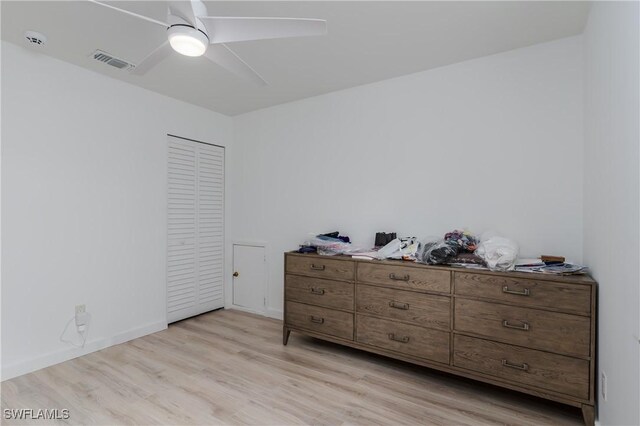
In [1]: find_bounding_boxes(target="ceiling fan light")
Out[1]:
[167,26,208,57]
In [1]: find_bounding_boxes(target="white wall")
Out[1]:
[1,41,233,379]
[583,2,640,425]
[230,36,584,317]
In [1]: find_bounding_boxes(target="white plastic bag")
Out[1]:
[376,239,402,259]
[375,238,420,260]
[308,236,352,256]
[475,232,519,271]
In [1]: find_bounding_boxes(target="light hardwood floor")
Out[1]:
[1,309,583,425]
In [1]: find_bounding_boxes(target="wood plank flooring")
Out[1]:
[1,309,583,425]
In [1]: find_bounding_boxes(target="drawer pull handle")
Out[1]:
[502,320,530,331]
[388,333,410,343]
[310,264,326,271]
[309,316,325,324]
[389,273,410,281]
[501,359,529,371]
[388,301,409,310]
[310,287,325,295]
[502,286,530,296]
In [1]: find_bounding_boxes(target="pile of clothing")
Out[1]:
[416,229,519,271]
[299,229,520,272]
[299,231,352,255]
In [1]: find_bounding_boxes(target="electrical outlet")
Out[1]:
[601,371,608,402]
[75,304,88,330]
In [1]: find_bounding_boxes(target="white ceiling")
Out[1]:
[1,1,590,116]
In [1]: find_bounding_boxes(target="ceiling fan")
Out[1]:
[88,0,327,85]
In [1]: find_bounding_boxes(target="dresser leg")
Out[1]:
[283,327,291,345]
[581,404,595,426]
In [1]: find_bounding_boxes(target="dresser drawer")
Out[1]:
[286,275,354,311]
[357,263,451,294]
[453,335,589,400]
[356,284,450,330]
[285,301,354,340]
[454,299,590,357]
[356,315,450,363]
[454,272,591,316]
[286,255,355,281]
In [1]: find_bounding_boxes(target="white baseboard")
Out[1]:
[265,308,283,320]
[1,321,167,381]
[227,304,283,320]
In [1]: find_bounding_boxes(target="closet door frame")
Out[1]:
[166,134,225,323]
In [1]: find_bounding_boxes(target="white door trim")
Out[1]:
[165,134,226,322]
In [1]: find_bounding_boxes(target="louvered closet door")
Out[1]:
[167,136,224,323]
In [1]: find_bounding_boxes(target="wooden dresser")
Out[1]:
[283,252,597,425]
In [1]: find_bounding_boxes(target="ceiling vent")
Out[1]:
[90,50,135,71]
[25,31,47,47]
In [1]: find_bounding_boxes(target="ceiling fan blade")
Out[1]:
[204,44,267,86]
[131,41,173,75]
[198,17,327,44]
[169,1,198,28]
[88,0,169,28]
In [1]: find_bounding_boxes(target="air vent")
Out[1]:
[90,50,135,71]
[25,31,47,47]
